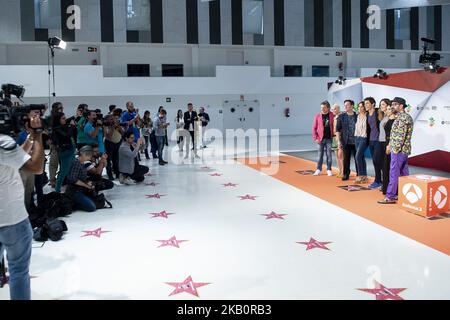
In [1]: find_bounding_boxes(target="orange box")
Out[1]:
[398,175,450,218]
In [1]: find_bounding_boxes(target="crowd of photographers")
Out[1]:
[1,98,210,299]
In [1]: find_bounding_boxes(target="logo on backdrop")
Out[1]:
[366,5,381,30]
[433,186,448,209]
[406,104,413,113]
[441,120,450,125]
[402,183,423,204]
[66,5,81,30]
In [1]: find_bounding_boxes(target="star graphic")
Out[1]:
[239,194,258,200]
[166,275,210,297]
[82,228,111,238]
[157,236,188,248]
[210,173,222,177]
[261,211,287,220]
[297,238,332,251]
[347,185,361,191]
[145,193,166,199]
[358,281,406,300]
[149,211,175,219]
[145,182,159,187]
[223,183,238,187]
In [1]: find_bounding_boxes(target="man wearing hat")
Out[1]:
[378,97,414,204]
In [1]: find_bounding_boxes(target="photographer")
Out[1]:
[118,132,149,185]
[83,110,101,147]
[84,144,114,192]
[51,112,76,193]
[0,114,44,300]
[66,146,97,212]
[76,104,89,150]
[46,102,64,188]
[104,111,124,180]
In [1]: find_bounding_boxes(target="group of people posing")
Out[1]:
[312,96,414,204]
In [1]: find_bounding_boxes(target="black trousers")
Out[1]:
[130,164,149,183]
[105,140,121,178]
[189,131,196,150]
[381,142,391,194]
[342,144,357,178]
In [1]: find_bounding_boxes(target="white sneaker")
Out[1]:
[119,174,126,184]
[124,177,135,185]
[327,170,333,177]
[313,170,321,176]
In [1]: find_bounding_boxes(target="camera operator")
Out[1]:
[84,110,102,147]
[104,111,124,180]
[93,109,105,156]
[66,146,97,212]
[0,114,44,300]
[76,104,89,150]
[46,102,64,188]
[84,144,114,192]
[51,112,76,193]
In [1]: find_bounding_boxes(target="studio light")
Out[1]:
[373,69,388,79]
[419,38,441,73]
[48,36,67,50]
[335,76,346,85]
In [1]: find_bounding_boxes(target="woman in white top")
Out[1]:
[175,109,185,151]
[354,102,368,184]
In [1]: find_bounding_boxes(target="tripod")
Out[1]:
[47,45,57,107]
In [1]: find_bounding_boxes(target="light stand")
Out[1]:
[47,37,67,106]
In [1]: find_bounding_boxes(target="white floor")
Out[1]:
[1,135,450,300]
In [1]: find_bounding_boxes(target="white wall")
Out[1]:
[0,65,336,137]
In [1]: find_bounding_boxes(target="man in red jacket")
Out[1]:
[312,101,334,176]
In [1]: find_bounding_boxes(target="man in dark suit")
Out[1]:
[183,103,199,159]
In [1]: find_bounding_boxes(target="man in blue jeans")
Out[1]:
[312,101,334,176]
[154,109,170,166]
[66,146,97,212]
[0,114,45,300]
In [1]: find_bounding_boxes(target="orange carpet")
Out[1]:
[238,155,450,256]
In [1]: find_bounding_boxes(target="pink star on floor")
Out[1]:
[297,238,332,251]
[166,275,210,297]
[239,194,258,200]
[358,281,406,300]
[149,211,175,219]
[261,211,287,220]
[145,193,165,199]
[145,182,159,187]
[348,185,362,191]
[210,173,222,177]
[157,236,188,248]
[82,228,111,238]
[223,183,238,187]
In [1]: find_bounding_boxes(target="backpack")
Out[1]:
[39,192,73,219]
[91,193,113,209]
[33,219,68,242]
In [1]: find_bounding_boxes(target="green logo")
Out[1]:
[429,117,435,127]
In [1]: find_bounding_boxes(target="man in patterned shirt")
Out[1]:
[378,97,414,204]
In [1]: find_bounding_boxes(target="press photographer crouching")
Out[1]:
[84,144,114,192]
[0,89,45,299]
[66,146,98,212]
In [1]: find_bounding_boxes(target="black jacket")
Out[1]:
[184,111,198,131]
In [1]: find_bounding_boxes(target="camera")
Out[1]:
[419,38,441,73]
[0,84,46,136]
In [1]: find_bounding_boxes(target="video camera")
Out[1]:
[419,38,442,73]
[0,84,47,136]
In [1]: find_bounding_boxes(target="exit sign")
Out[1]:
[88,47,98,53]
